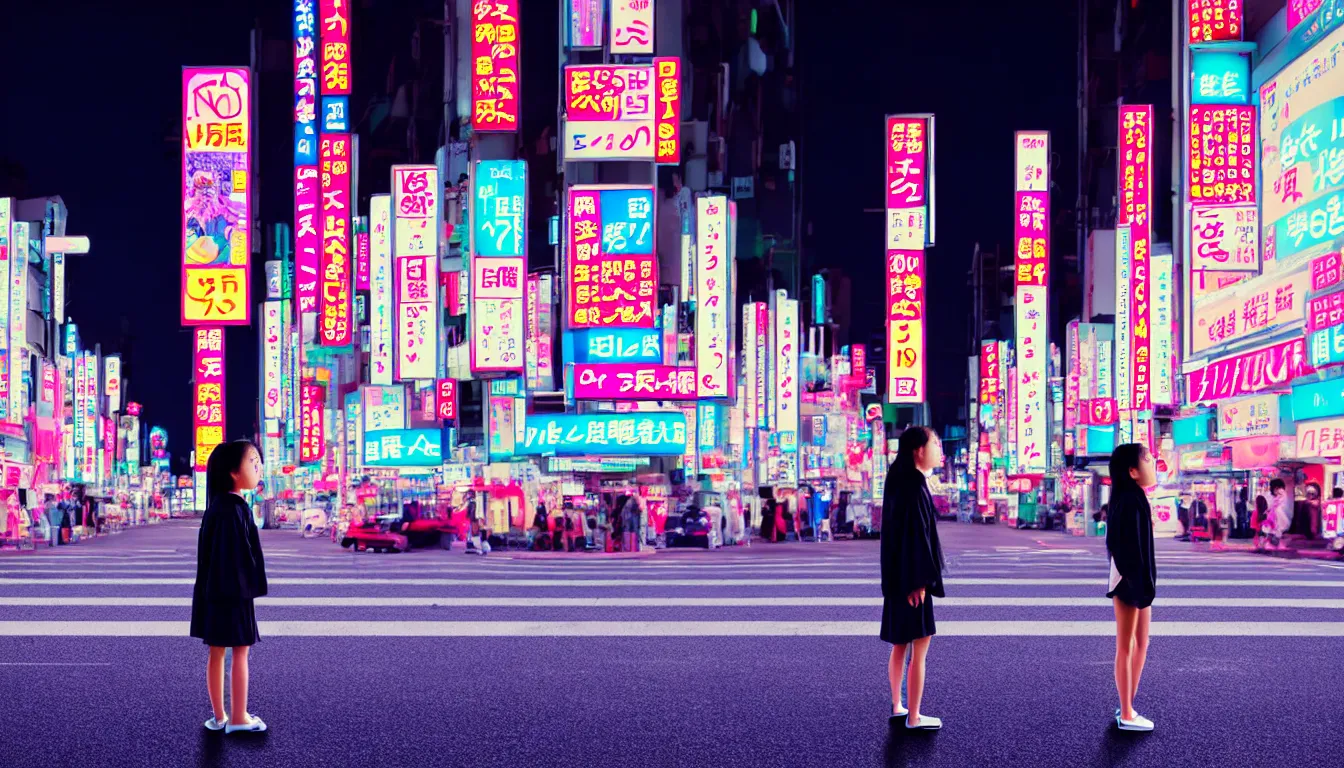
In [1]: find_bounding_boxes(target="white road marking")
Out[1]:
[2,576,1343,588]
[2,596,1343,608]
[1,620,1341,637]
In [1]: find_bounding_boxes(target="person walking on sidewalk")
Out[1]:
[1106,443,1158,732]
[879,426,946,731]
[190,440,269,735]
[1263,479,1292,551]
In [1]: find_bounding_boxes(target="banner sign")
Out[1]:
[1296,416,1344,459]
[1186,337,1314,402]
[979,340,1000,404]
[355,230,370,290]
[885,115,928,249]
[361,384,406,433]
[516,412,687,456]
[470,0,520,131]
[192,328,225,471]
[293,0,318,165]
[1218,393,1280,440]
[653,57,682,165]
[564,64,680,161]
[1309,291,1344,333]
[1191,268,1308,354]
[1190,204,1258,271]
[1312,251,1344,292]
[886,249,925,403]
[472,160,526,257]
[392,165,440,380]
[436,379,457,423]
[1187,0,1243,43]
[1310,323,1344,368]
[776,294,800,458]
[566,185,656,328]
[1152,251,1175,405]
[319,133,352,346]
[754,303,769,428]
[569,328,662,364]
[369,194,393,384]
[1188,104,1256,205]
[182,67,251,326]
[1191,50,1249,104]
[1119,106,1152,409]
[362,428,442,468]
[262,302,283,420]
[471,256,525,372]
[295,166,320,313]
[300,382,325,463]
[610,0,654,54]
[1082,398,1117,426]
[572,363,697,400]
[2,216,20,422]
[695,196,731,398]
[568,0,603,47]
[1014,130,1049,473]
[318,0,351,94]
[1261,25,1344,271]
[104,356,122,414]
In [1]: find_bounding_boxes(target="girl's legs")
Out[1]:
[1129,606,1152,712]
[229,645,251,724]
[906,636,933,724]
[1113,598,1139,720]
[206,646,227,721]
[887,643,908,713]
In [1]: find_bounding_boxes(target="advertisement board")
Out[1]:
[886,249,925,403]
[369,194,393,384]
[776,294,800,462]
[192,328,225,471]
[1119,106,1152,409]
[1190,267,1308,354]
[1014,130,1049,473]
[610,0,654,54]
[470,256,525,372]
[472,160,526,257]
[182,67,251,326]
[391,165,440,380]
[885,115,929,249]
[563,62,681,161]
[572,364,697,400]
[318,133,352,346]
[293,0,318,165]
[516,412,687,456]
[568,328,662,364]
[263,303,283,420]
[1217,393,1280,440]
[1190,204,1259,271]
[318,0,351,94]
[470,0,520,131]
[1186,337,1313,402]
[362,428,442,468]
[1188,104,1256,206]
[566,185,657,328]
[300,382,325,463]
[695,195,731,398]
[295,166,320,313]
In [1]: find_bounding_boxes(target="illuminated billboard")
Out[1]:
[566,185,657,328]
[1118,105,1152,409]
[1013,130,1049,473]
[886,249,925,403]
[563,62,683,162]
[391,165,440,381]
[263,302,283,420]
[516,412,687,456]
[182,67,251,326]
[472,160,526,257]
[192,328,225,471]
[318,133,352,346]
[695,195,731,398]
[470,256,525,373]
[369,194,393,384]
[610,0,654,54]
[470,0,520,131]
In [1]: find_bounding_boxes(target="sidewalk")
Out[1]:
[997,520,1342,561]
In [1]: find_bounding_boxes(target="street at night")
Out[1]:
[2,521,1340,767]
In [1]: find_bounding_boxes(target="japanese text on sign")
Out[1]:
[369,194,393,384]
[436,379,457,423]
[572,364,697,400]
[1296,416,1344,459]
[1014,191,1049,286]
[471,256,525,372]
[1190,204,1259,271]
[183,67,251,326]
[979,340,999,404]
[886,250,925,403]
[1186,337,1314,402]
[319,133,352,346]
[1189,104,1256,204]
[696,196,731,397]
[295,166,320,313]
[1187,0,1243,44]
[610,0,654,54]
[567,186,657,328]
[471,0,520,131]
[193,328,226,470]
[1120,106,1153,410]
[885,115,927,249]
[263,303,283,420]
[318,0,351,94]
[654,57,682,164]
[392,165,440,380]
[293,0,318,164]
[300,382,325,463]
[363,428,442,468]
[1192,268,1309,354]
[473,160,527,257]
[518,413,687,456]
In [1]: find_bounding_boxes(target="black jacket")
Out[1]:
[1106,483,1156,608]
[192,493,268,603]
[880,462,946,600]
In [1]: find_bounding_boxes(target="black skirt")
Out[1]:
[189,597,261,648]
[880,595,936,645]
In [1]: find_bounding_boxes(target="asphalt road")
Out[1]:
[1,519,1341,768]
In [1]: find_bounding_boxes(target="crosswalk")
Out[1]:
[0,521,1341,638]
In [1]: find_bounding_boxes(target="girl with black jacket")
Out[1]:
[879,426,946,731]
[1106,443,1157,732]
[190,440,269,734]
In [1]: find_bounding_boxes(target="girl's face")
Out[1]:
[916,433,944,472]
[1128,447,1157,489]
[232,447,262,492]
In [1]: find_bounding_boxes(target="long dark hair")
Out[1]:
[1109,442,1147,494]
[894,425,934,478]
[205,440,258,508]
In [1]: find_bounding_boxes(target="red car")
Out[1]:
[341,520,409,553]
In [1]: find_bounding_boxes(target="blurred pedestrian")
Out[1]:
[880,426,946,731]
[1106,443,1157,732]
[190,440,269,734]
[1264,479,1291,550]
[1252,495,1269,549]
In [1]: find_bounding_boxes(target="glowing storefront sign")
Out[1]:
[436,379,457,423]
[1260,23,1344,272]
[568,0,603,47]
[1296,416,1344,459]
[1190,204,1259,271]
[654,57,682,164]
[516,412,687,456]
[776,294,800,460]
[361,384,406,433]
[318,0,351,94]
[104,355,122,414]
[192,328,225,471]
[1187,0,1243,44]
[470,0,520,131]
[1186,337,1313,402]
[1188,104,1256,205]
[362,428,442,468]
[0,199,9,422]
[886,249,925,403]
[1013,130,1049,472]
[1309,290,1344,333]
[564,63,680,161]
[392,165,440,380]
[295,166,320,313]
[568,328,662,364]
[1309,322,1344,367]
[182,67,251,326]
[3,217,22,423]
[81,353,97,481]
[566,185,656,328]
[293,0,318,165]
[572,363,697,400]
[1191,50,1249,105]
[319,133,352,346]
[1287,0,1325,33]
[472,160,526,257]
[610,0,654,54]
[470,256,525,372]
[300,382,325,463]
[262,302,283,420]
[1152,252,1175,405]
[979,340,999,404]
[695,195,731,397]
[369,194,393,384]
[1191,267,1308,354]
[1119,106,1152,408]
[1217,393,1280,440]
[885,115,928,249]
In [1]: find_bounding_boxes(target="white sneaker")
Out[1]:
[224,714,267,734]
[1116,713,1154,731]
[203,715,228,731]
[905,714,942,730]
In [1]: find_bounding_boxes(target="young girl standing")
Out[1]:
[190,440,269,734]
[1106,443,1158,732]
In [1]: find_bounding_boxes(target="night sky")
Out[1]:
[2,0,1076,464]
